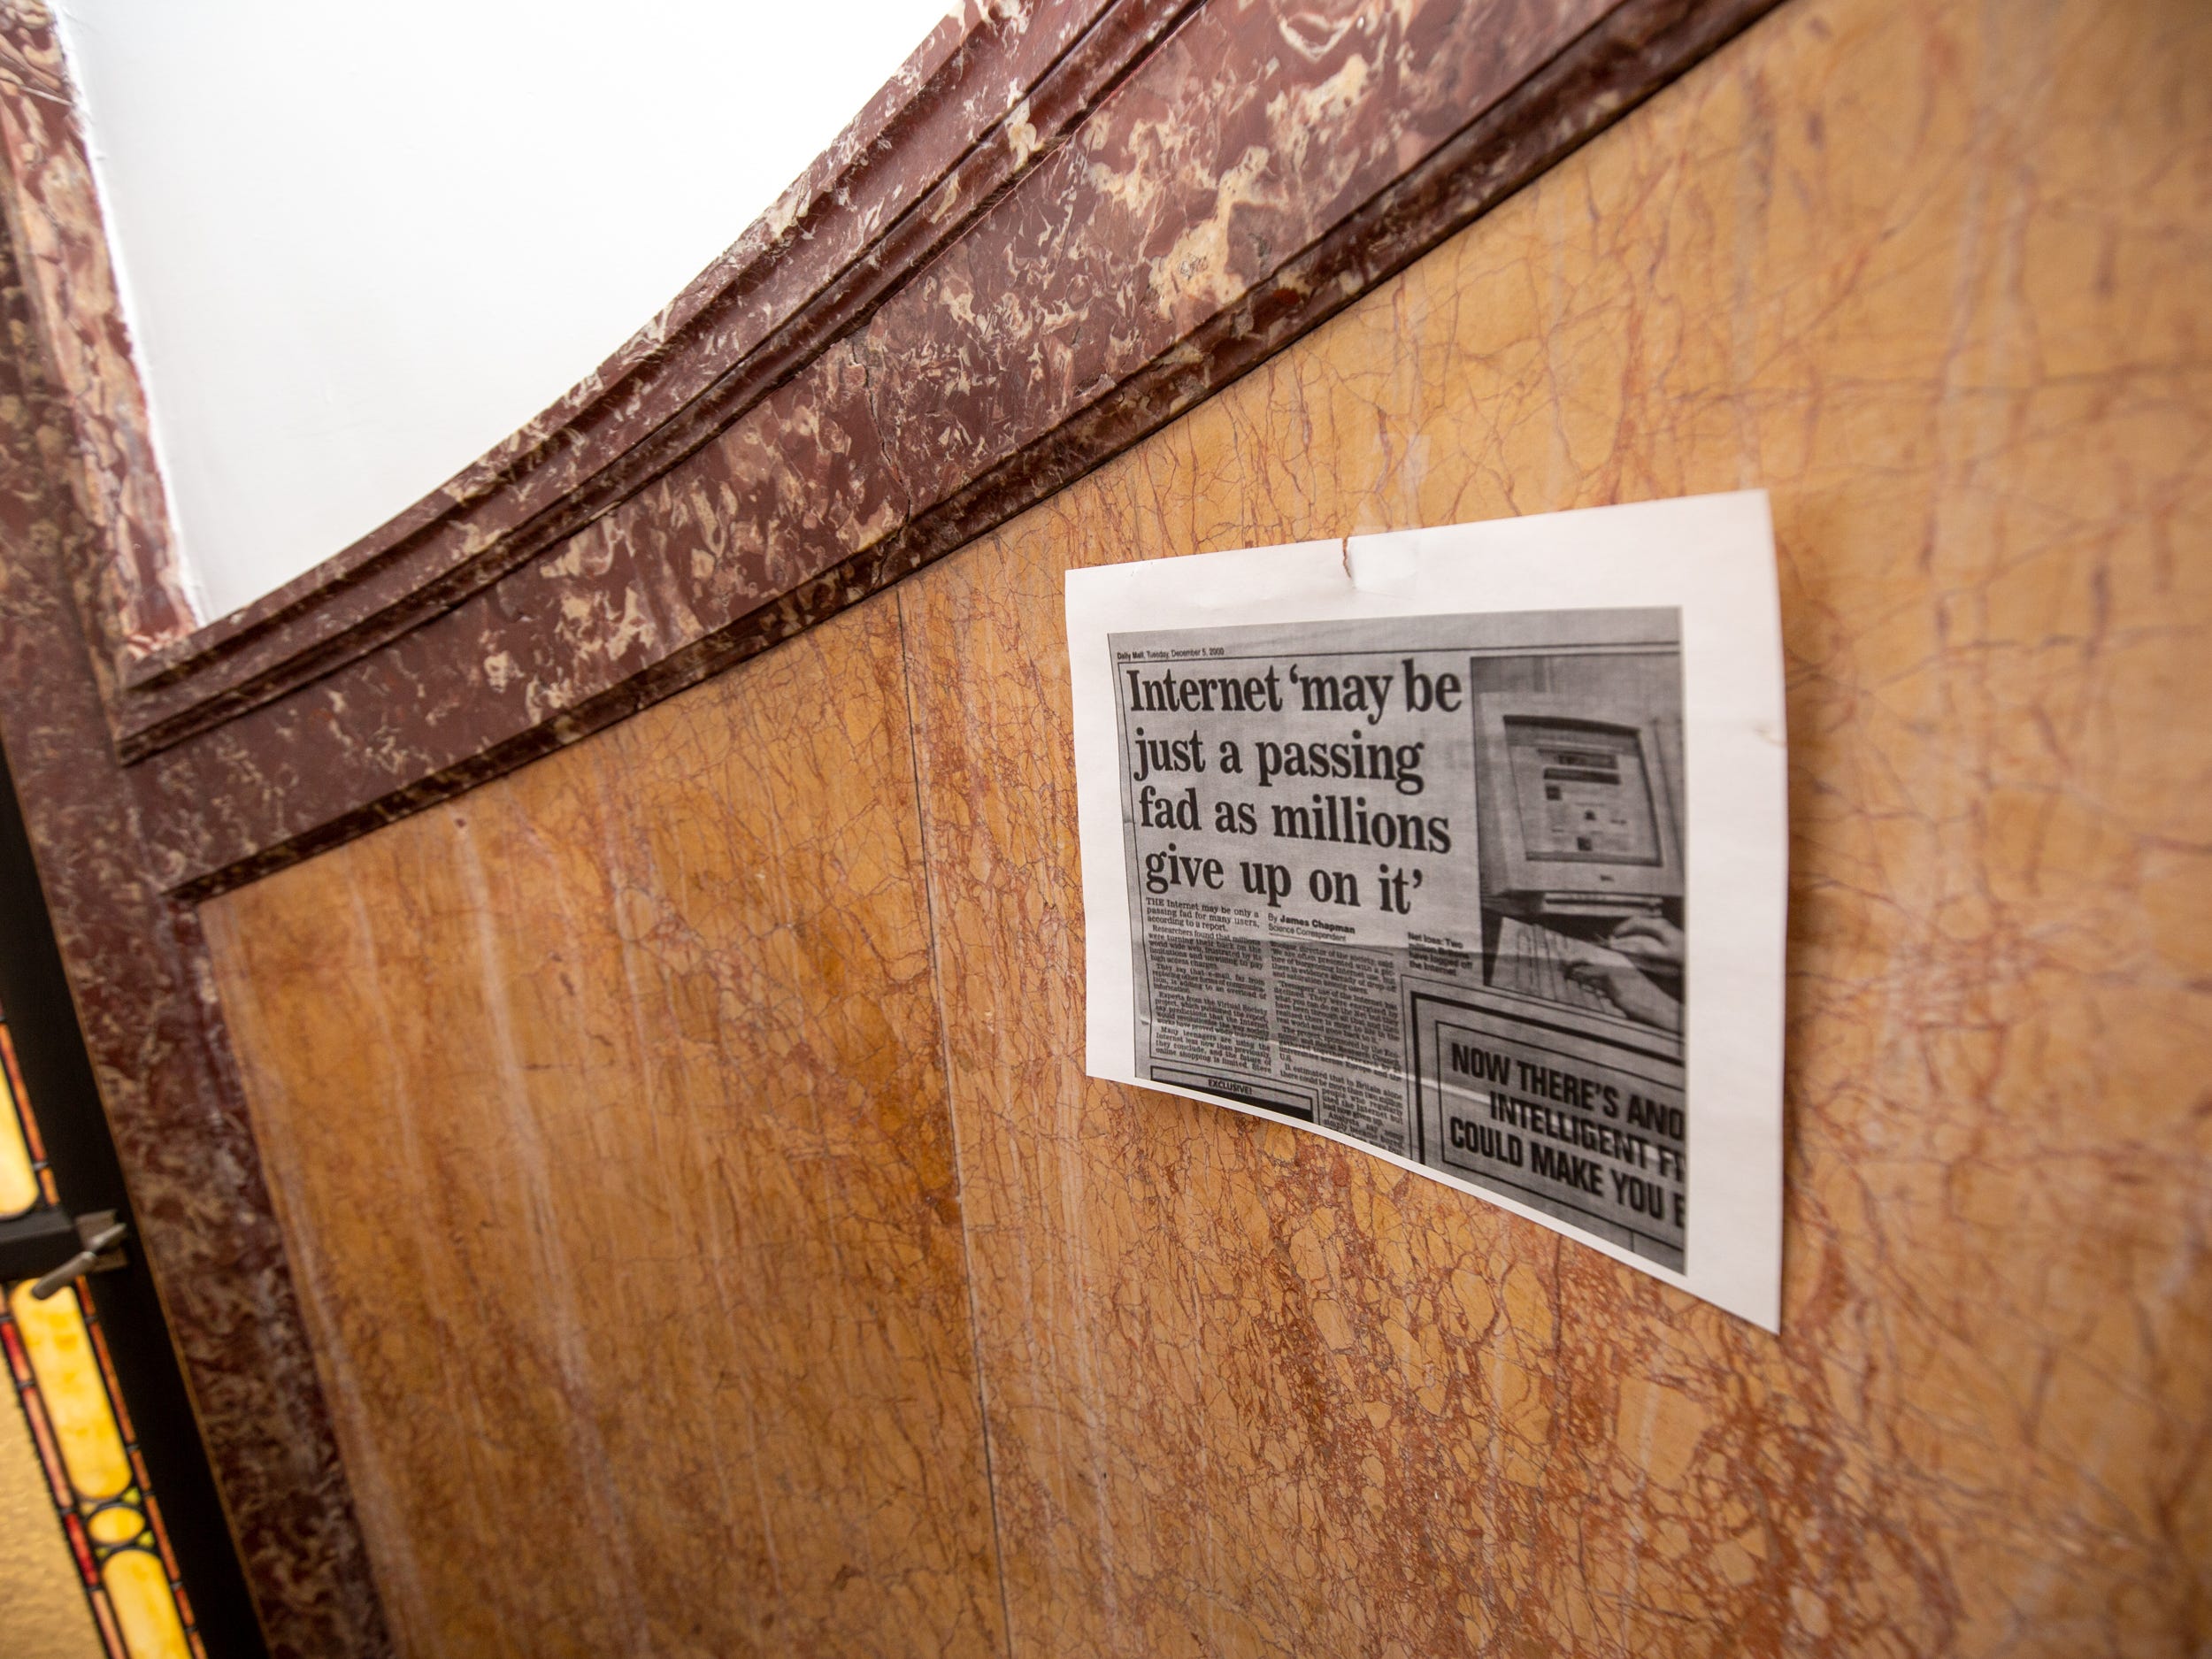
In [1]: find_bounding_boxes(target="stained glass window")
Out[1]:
[0,1015,204,1659]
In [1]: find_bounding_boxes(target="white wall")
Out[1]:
[54,0,955,622]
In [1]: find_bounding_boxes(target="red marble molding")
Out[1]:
[0,225,391,1656]
[106,0,1175,760]
[0,0,195,671]
[113,0,1778,901]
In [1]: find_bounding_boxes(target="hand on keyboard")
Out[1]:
[1607,915,1685,971]
[1565,954,1682,1033]
[1493,918,1624,1014]
[1493,916,1683,1033]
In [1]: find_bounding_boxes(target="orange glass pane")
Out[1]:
[102,1546,190,1659]
[0,1103,37,1216]
[8,1282,132,1500]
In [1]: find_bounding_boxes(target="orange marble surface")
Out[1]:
[899,0,2211,1653]
[202,603,1005,1659]
[201,0,2211,1653]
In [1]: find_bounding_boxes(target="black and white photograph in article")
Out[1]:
[1066,493,1787,1330]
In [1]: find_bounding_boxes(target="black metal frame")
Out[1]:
[0,1203,81,1279]
[0,734,268,1658]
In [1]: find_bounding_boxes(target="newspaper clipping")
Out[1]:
[1118,609,1688,1266]
[1068,494,1786,1327]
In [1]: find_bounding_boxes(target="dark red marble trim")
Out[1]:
[0,0,195,672]
[0,226,391,1658]
[132,0,1779,901]
[106,0,1188,761]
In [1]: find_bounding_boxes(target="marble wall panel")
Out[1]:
[896,0,2212,1654]
[201,598,1004,1659]
[189,0,2209,1652]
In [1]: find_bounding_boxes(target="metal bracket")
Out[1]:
[0,1208,130,1300]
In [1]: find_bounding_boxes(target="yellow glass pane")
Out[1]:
[0,1105,36,1215]
[0,1054,38,1217]
[8,1281,131,1499]
[103,1545,191,1659]
[88,1502,147,1545]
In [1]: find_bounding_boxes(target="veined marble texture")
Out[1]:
[125,0,1756,897]
[199,0,2210,1654]
[898,0,2212,1650]
[0,0,1764,1648]
[204,603,1006,1659]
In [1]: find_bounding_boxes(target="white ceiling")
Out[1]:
[55,0,956,621]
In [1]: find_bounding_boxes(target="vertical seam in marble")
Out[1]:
[893,582,1019,1659]
[170,902,403,1659]
[446,821,654,1657]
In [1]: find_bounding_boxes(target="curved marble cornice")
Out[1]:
[105,0,1171,754]
[14,0,1777,898]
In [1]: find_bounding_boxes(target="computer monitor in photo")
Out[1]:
[1471,693,1684,922]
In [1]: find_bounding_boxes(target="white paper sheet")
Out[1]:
[1066,492,1786,1329]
